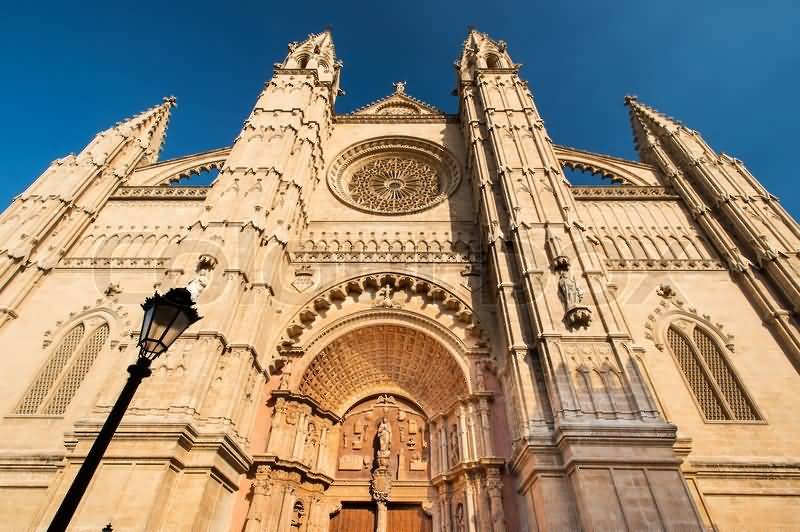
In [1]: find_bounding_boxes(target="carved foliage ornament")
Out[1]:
[328,138,461,215]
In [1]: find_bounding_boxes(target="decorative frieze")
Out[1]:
[571,185,678,200]
[604,258,726,271]
[290,250,481,264]
[57,257,168,269]
[109,186,208,200]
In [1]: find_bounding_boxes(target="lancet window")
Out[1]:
[666,323,761,421]
[15,320,110,415]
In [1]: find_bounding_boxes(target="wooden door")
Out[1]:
[387,504,432,532]
[329,502,375,532]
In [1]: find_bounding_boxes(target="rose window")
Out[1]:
[348,157,439,213]
[327,138,461,215]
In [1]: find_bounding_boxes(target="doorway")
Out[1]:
[329,502,431,532]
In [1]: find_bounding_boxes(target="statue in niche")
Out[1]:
[377,418,392,454]
[454,503,465,532]
[303,421,319,467]
[278,359,292,390]
[558,270,583,309]
[449,427,460,465]
[476,361,487,391]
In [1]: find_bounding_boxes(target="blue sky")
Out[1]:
[2,1,798,214]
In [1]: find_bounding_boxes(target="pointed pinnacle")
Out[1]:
[624,96,684,130]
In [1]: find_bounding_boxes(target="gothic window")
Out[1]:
[485,54,502,68]
[327,138,461,215]
[15,320,110,415]
[666,323,761,421]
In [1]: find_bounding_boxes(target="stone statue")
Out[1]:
[377,418,392,453]
[558,270,583,309]
[455,503,465,532]
[449,428,460,465]
[375,285,398,308]
[186,255,216,302]
[393,80,406,94]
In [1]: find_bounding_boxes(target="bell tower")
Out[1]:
[458,29,705,530]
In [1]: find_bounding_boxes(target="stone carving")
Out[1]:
[103,282,122,297]
[349,157,440,213]
[109,186,209,200]
[291,265,316,293]
[303,421,319,467]
[558,271,592,328]
[279,272,485,355]
[338,455,363,471]
[449,426,460,466]
[327,138,461,215]
[454,503,466,532]
[291,500,305,529]
[278,359,293,390]
[657,284,676,298]
[186,254,216,302]
[377,418,392,454]
[558,271,583,308]
[292,233,481,264]
[374,284,399,308]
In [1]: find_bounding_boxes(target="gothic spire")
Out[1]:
[624,95,691,159]
[82,96,176,169]
[117,96,176,166]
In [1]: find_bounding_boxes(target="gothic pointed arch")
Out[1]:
[645,292,763,422]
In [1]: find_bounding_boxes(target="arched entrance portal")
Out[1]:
[242,313,508,532]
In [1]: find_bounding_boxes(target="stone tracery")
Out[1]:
[348,156,440,213]
[327,137,461,215]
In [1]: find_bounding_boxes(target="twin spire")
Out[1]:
[98,29,690,167]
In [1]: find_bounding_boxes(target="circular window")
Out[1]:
[327,138,461,215]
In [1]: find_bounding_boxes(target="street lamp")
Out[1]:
[48,288,201,532]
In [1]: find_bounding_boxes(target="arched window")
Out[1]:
[16,320,110,415]
[666,323,760,421]
[485,54,502,69]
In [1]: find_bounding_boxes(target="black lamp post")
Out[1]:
[48,288,200,532]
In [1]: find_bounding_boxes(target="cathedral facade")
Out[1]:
[0,29,798,531]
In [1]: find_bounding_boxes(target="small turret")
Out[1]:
[457,28,515,82]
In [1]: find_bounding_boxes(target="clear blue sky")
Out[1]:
[2,1,798,214]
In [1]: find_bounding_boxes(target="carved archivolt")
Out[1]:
[327,137,461,215]
[278,272,484,356]
[299,324,469,415]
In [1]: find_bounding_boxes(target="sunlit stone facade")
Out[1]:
[0,29,799,531]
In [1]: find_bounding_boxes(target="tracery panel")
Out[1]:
[666,324,761,422]
[15,319,110,416]
[15,324,85,415]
